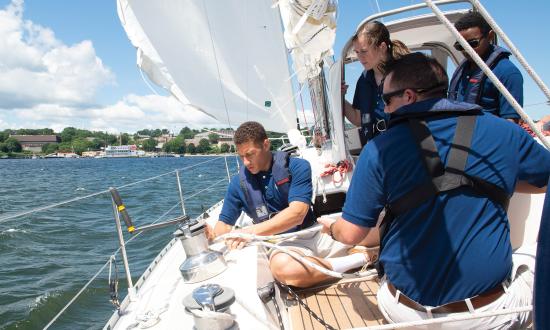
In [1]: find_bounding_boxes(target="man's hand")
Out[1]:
[317,216,337,235]
[204,223,216,242]
[225,227,253,250]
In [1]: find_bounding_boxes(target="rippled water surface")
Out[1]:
[0,156,238,329]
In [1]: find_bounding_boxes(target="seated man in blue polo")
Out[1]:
[209,121,377,288]
[448,11,522,123]
[320,53,549,329]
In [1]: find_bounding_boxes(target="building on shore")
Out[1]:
[11,135,60,152]
[184,130,235,149]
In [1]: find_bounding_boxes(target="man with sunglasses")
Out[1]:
[448,11,522,123]
[319,53,549,329]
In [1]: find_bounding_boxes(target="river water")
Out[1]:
[0,156,239,329]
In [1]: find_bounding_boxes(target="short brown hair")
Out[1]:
[234,121,268,146]
[383,52,448,98]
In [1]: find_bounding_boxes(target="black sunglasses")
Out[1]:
[382,83,447,106]
[453,36,485,51]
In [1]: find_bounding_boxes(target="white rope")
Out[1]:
[353,305,532,330]
[216,226,378,279]
[214,224,323,243]
[43,257,113,330]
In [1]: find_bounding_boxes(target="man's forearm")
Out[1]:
[249,202,309,236]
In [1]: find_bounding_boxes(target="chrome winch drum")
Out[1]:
[182,284,236,330]
[176,221,227,283]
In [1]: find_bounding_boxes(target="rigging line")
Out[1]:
[298,82,309,128]
[120,177,230,249]
[524,100,550,108]
[374,0,382,14]
[139,67,160,96]
[0,189,110,224]
[43,257,112,330]
[0,157,224,224]
[121,198,185,248]
[117,157,223,191]
[201,0,234,130]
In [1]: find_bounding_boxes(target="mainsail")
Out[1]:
[117,0,298,132]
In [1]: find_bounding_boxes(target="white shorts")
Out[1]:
[270,230,351,259]
[377,244,535,330]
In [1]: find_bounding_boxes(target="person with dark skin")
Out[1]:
[448,11,523,123]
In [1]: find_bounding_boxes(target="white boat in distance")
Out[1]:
[97,1,549,329]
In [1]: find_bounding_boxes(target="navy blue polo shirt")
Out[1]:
[343,98,550,306]
[453,46,523,119]
[219,157,312,230]
[352,70,389,141]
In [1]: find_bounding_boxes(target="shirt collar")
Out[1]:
[391,98,482,117]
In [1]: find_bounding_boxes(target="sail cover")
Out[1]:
[117,0,298,132]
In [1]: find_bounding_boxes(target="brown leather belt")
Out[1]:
[387,282,505,314]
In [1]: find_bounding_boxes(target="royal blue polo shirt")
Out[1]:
[343,98,550,306]
[219,157,312,230]
[453,45,523,119]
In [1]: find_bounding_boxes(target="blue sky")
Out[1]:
[0,0,548,133]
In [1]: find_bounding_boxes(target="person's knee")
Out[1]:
[270,253,306,285]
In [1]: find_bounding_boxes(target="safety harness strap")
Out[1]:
[376,114,510,276]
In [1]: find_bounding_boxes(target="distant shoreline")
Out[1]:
[0,153,237,159]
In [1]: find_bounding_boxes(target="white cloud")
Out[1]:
[0,94,221,133]
[0,0,113,109]
[0,0,229,134]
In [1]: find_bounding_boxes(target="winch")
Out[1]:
[182,284,236,330]
[175,220,227,283]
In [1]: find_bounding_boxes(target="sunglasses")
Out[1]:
[453,36,485,51]
[381,83,448,106]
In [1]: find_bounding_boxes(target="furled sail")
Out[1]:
[117,0,298,132]
[277,0,337,83]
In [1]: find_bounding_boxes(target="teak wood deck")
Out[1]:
[287,278,387,329]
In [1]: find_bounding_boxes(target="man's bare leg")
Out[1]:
[269,250,335,288]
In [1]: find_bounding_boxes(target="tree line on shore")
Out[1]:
[0,126,286,157]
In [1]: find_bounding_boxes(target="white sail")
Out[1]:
[117,0,298,132]
[277,0,337,83]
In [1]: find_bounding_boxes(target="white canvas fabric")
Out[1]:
[117,0,298,132]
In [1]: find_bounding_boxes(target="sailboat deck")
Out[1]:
[288,278,387,329]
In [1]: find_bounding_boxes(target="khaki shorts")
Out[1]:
[270,230,351,259]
